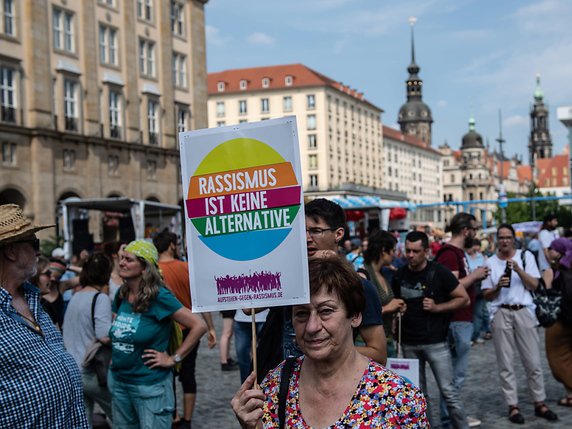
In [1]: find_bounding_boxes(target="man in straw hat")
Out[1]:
[0,204,88,427]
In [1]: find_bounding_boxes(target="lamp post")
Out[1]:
[496,110,507,223]
[557,106,572,194]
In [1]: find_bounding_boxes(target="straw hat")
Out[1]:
[0,204,55,244]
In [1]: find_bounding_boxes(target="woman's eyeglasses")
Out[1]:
[40,270,52,277]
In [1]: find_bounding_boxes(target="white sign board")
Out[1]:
[386,357,420,387]
[179,117,309,312]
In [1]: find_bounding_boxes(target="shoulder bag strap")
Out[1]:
[278,357,296,429]
[91,292,101,334]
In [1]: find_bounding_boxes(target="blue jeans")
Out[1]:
[234,320,264,383]
[439,322,474,427]
[108,371,174,429]
[402,341,468,429]
[472,296,490,340]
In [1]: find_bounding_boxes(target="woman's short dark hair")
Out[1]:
[80,253,113,287]
[102,241,126,259]
[496,223,515,238]
[363,230,397,264]
[308,256,365,318]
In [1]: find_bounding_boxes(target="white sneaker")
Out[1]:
[475,338,485,344]
[468,416,481,427]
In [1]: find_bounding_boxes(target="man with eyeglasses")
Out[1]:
[0,204,88,427]
[255,199,386,382]
[482,223,557,424]
[435,213,489,428]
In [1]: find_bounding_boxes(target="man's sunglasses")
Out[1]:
[13,238,41,251]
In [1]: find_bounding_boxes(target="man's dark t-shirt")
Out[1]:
[391,261,459,345]
[435,244,475,322]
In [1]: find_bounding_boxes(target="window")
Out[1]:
[137,0,153,21]
[307,94,315,109]
[108,155,119,176]
[308,154,317,170]
[450,174,454,183]
[2,142,15,165]
[240,80,247,90]
[109,89,122,139]
[308,134,317,149]
[307,114,316,130]
[217,81,225,92]
[147,99,159,145]
[285,75,293,86]
[261,98,269,114]
[139,39,155,77]
[238,100,247,115]
[63,149,76,170]
[99,25,118,66]
[216,121,225,127]
[216,101,225,117]
[175,104,189,133]
[53,8,74,53]
[147,159,157,180]
[172,53,187,88]
[262,78,270,88]
[239,119,247,124]
[1,66,16,123]
[99,0,116,6]
[1,0,15,37]
[63,79,78,132]
[283,96,292,112]
[170,1,184,36]
[309,174,318,188]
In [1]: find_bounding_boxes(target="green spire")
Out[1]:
[468,115,476,131]
[534,73,544,101]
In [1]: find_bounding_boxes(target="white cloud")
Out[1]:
[449,29,493,41]
[437,100,448,108]
[205,25,231,47]
[247,32,276,46]
[512,0,572,35]
[504,115,527,127]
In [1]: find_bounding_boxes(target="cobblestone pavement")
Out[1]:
[182,316,571,428]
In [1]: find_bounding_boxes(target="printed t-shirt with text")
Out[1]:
[391,262,459,345]
[109,287,182,384]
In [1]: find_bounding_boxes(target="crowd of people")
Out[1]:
[1,201,572,428]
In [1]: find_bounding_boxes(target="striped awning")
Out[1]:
[324,195,416,211]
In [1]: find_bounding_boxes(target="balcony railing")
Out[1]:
[65,116,78,132]
[1,106,16,123]
[110,125,122,139]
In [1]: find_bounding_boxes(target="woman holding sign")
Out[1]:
[231,256,428,428]
[108,240,207,429]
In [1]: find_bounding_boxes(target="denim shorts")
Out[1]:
[108,371,174,429]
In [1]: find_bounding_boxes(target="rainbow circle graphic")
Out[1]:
[185,138,301,261]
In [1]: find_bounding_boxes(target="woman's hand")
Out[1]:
[142,349,175,369]
[231,372,265,429]
[383,298,406,315]
[207,328,217,349]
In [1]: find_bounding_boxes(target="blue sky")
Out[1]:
[205,0,572,161]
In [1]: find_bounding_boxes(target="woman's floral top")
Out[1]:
[261,357,428,428]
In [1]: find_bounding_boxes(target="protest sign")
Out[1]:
[179,117,309,312]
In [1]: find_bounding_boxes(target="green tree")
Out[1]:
[494,185,572,227]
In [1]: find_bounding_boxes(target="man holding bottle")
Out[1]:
[482,223,557,424]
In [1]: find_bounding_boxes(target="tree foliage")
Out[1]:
[494,186,572,227]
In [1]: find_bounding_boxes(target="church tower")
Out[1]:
[398,17,433,146]
[528,74,552,166]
